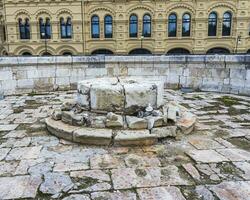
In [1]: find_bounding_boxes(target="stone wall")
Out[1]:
[0,55,250,96]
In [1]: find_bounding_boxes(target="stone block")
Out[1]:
[230,69,246,80]
[114,130,157,146]
[151,126,177,138]
[126,116,148,129]
[17,79,34,89]
[0,70,12,81]
[73,128,112,145]
[106,113,124,128]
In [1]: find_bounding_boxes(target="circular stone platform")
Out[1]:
[45,77,196,146]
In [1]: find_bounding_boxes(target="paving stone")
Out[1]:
[3,130,27,138]
[188,138,225,150]
[70,170,110,182]
[0,175,42,199]
[40,172,73,195]
[182,163,201,181]
[0,148,11,161]
[91,191,137,200]
[233,162,250,180]
[90,154,124,169]
[124,154,161,167]
[15,158,45,175]
[137,186,186,200]
[6,146,42,161]
[0,161,19,176]
[195,185,215,200]
[0,124,18,132]
[54,162,89,172]
[209,181,250,200]
[28,162,54,176]
[216,148,250,162]
[111,166,191,190]
[186,150,228,163]
[214,138,236,148]
[63,194,91,200]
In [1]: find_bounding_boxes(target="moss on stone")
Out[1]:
[135,168,147,177]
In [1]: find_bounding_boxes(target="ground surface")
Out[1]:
[0,90,250,200]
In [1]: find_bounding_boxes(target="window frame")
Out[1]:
[168,13,177,37]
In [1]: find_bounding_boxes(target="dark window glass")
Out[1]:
[208,12,217,36]
[3,26,6,41]
[143,14,151,37]
[104,15,112,38]
[40,18,51,39]
[60,18,66,38]
[168,14,177,37]
[182,13,191,37]
[129,14,138,38]
[222,12,232,36]
[91,15,99,38]
[19,18,30,39]
[66,18,72,38]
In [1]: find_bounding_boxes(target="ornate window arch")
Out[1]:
[222,12,232,36]
[208,12,217,36]
[60,17,72,39]
[104,15,113,38]
[168,13,177,37]
[182,13,191,37]
[19,18,30,39]
[91,15,100,38]
[129,14,138,38]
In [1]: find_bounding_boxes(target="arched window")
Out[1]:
[208,12,217,36]
[143,14,151,37]
[129,14,138,38]
[19,18,30,39]
[168,13,177,37]
[40,18,51,39]
[91,15,99,38]
[66,18,72,38]
[182,13,191,37]
[104,15,112,38]
[60,17,72,39]
[222,12,232,36]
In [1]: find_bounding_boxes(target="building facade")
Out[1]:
[0,0,250,56]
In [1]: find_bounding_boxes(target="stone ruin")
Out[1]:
[45,77,196,146]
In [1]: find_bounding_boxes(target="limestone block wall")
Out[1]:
[0,55,250,96]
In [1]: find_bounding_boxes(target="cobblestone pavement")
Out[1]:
[0,90,250,200]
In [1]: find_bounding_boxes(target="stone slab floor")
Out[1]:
[0,90,250,200]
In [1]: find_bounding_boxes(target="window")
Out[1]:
[60,17,72,39]
[104,15,112,38]
[40,18,51,39]
[143,14,151,37]
[129,14,138,38]
[19,18,30,39]
[222,12,232,36]
[168,13,177,37]
[182,13,191,37]
[91,15,99,38]
[208,12,217,36]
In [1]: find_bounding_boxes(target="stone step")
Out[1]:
[45,117,158,146]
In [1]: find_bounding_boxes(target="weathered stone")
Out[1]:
[114,130,157,146]
[46,117,80,141]
[0,175,42,199]
[233,162,250,180]
[209,181,250,200]
[73,128,112,145]
[90,154,124,169]
[137,186,186,200]
[90,81,125,113]
[151,126,177,138]
[0,124,18,132]
[52,109,62,120]
[182,163,201,181]
[186,150,228,163]
[0,148,11,161]
[3,130,27,138]
[6,146,42,161]
[91,191,137,200]
[54,162,89,172]
[195,185,215,200]
[62,111,75,125]
[111,166,191,190]
[63,194,91,200]
[126,116,148,129]
[216,148,250,162]
[91,116,106,128]
[70,170,110,182]
[61,100,76,111]
[0,161,19,176]
[177,111,196,134]
[167,104,179,122]
[124,154,161,167]
[28,162,54,176]
[106,112,124,128]
[40,172,73,195]
[188,138,225,150]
